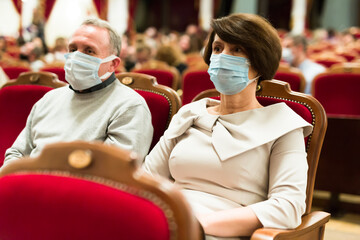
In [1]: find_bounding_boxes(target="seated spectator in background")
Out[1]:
[143,13,312,239]
[3,18,153,166]
[133,43,152,69]
[155,44,188,74]
[28,46,45,71]
[282,34,326,94]
[44,37,68,65]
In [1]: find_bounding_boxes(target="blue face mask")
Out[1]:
[64,51,117,90]
[207,53,258,95]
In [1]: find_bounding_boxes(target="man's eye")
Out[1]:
[86,49,95,55]
[69,48,76,52]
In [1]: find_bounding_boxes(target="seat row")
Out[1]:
[0,70,331,239]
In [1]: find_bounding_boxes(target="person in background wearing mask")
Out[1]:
[143,13,312,240]
[282,34,326,94]
[3,19,153,165]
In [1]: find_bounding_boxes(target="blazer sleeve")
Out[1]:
[249,127,308,229]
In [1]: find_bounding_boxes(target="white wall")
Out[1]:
[320,0,359,31]
[0,0,20,37]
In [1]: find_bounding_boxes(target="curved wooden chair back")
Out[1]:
[0,141,203,240]
[116,72,181,150]
[328,62,360,73]
[3,71,67,88]
[132,60,180,90]
[275,64,306,92]
[192,80,330,240]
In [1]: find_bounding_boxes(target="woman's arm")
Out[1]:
[197,206,262,237]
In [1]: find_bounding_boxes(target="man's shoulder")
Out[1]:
[111,80,149,107]
[301,59,326,71]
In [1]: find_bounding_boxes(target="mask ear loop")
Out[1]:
[99,55,119,80]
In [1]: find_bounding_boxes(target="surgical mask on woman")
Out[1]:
[64,51,117,90]
[207,53,259,95]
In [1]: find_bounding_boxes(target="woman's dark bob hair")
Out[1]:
[203,13,282,83]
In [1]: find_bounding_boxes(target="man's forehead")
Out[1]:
[71,25,109,42]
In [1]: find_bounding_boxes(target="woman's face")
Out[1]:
[212,34,258,79]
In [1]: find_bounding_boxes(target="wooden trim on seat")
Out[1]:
[2,71,67,89]
[328,62,360,73]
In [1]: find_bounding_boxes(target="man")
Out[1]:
[282,34,326,94]
[4,19,153,165]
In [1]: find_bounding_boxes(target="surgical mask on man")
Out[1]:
[282,47,294,64]
[64,51,117,90]
[207,53,259,95]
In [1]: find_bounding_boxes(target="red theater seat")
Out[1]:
[0,141,203,240]
[0,85,54,165]
[181,70,214,105]
[116,72,181,151]
[3,66,31,80]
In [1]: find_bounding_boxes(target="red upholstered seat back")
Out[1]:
[314,59,342,68]
[135,89,170,150]
[3,66,31,79]
[0,174,169,240]
[0,85,53,165]
[40,67,67,82]
[313,73,360,116]
[182,71,214,105]
[134,70,174,88]
[274,72,302,92]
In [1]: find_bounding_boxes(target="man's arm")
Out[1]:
[105,104,153,164]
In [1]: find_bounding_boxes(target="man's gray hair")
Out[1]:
[288,34,308,53]
[82,18,121,57]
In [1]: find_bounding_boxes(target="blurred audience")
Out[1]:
[282,34,326,94]
[155,44,188,74]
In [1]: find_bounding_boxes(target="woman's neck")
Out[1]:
[208,83,263,115]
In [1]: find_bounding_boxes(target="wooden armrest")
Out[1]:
[250,211,331,240]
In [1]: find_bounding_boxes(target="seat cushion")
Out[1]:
[0,174,169,240]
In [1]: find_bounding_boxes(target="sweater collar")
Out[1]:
[69,72,117,94]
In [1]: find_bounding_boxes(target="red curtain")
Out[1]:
[44,0,57,20]
[11,0,22,14]
[128,0,138,42]
[93,0,108,20]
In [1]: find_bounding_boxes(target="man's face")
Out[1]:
[68,25,114,79]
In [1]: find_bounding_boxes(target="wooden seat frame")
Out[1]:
[116,72,181,129]
[2,71,67,88]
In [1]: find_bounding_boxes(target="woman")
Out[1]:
[143,13,312,240]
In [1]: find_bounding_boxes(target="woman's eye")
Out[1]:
[213,46,221,52]
[235,47,242,53]
[69,48,76,52]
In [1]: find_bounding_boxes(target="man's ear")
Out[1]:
[110,57,121,72]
